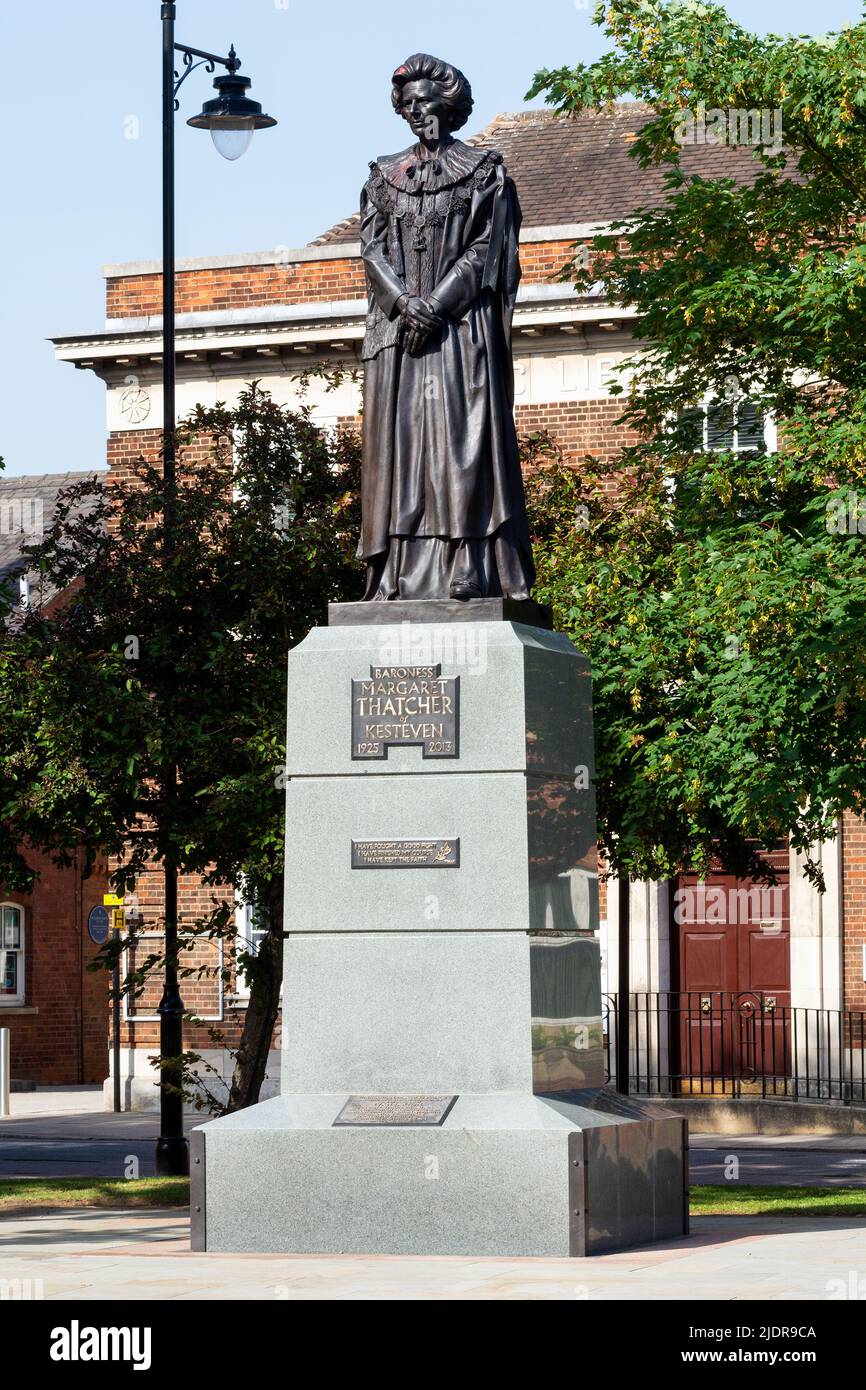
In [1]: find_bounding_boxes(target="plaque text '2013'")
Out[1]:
[351,665,459,760]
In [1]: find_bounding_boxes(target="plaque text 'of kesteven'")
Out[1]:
[352,665,459,760]
[351,839,460,870]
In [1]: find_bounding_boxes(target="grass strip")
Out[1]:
[0,1177,190,1213]
[690,1184,866,1216]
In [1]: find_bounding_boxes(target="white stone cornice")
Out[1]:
[51,283,637,370]
[101,243,363,277]
[519,222,612,243]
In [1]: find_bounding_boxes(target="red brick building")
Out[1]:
[48,108,866,1105]
[0,473,110,1085]
[0,846,109,1086]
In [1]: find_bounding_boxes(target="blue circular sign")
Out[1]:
[87,905,111,945]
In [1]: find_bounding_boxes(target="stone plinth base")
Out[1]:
[193,614,688,1258]
[192,1092,687,1257]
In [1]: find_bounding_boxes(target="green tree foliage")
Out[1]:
[525,1,866,885]
[0,385,361,1108]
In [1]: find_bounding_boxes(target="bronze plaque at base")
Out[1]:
[333,1095,458,1127]
[351,839,460,869]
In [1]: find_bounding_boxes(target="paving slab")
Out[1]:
[3,1088,105,1118]
[0,1209,863,1299]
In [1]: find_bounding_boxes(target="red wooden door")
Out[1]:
[676,850,790,1091]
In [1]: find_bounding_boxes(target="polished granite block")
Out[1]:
[284,620,594,779]
[579,1108,689,1254]
[281,931,606,1099]
[281,932,534,1095]
[284,771,597,934]
[193,1091,687,1257]
[531,935,604,1092]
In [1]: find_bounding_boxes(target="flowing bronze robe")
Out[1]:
[358,138,535,600]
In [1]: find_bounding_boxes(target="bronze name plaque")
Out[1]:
[352,664,459,760]
[351,839,460,869]
[333,1095,458,1127]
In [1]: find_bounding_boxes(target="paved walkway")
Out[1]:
[4,1087,105,1118]
[0,1209,863,1299]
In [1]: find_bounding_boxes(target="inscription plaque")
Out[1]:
[333,1095,458,1127]
[352,664,459,760]
[351,839,460,869]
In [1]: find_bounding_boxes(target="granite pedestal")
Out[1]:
[193,606,688,1256]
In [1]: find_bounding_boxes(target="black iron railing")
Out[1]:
[603,992,866,1103]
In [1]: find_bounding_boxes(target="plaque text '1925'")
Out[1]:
[352,665,459,760]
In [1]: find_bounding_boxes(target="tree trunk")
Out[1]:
[226,877,284,1112]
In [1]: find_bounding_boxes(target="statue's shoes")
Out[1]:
[449,581,483,601]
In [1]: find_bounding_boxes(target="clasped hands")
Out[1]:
[397,294,444,355]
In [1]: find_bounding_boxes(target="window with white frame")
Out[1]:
[0,905,24,1004]
[679,397,776,454]
[233,899,268,998]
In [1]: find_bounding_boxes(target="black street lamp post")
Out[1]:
[155,2,276,1178]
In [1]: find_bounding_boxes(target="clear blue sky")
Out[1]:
[1,0,861,476]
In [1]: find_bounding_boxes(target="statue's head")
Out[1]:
[391,54,474,142]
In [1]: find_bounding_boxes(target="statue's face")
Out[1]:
[399,79,449,141]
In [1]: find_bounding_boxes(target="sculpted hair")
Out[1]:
[391,53,474,133]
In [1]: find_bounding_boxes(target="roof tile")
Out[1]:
[312,106,767,245]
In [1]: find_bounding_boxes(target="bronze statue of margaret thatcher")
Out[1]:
[358,53,535,602]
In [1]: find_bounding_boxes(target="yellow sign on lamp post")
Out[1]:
[102,894,124,1114]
